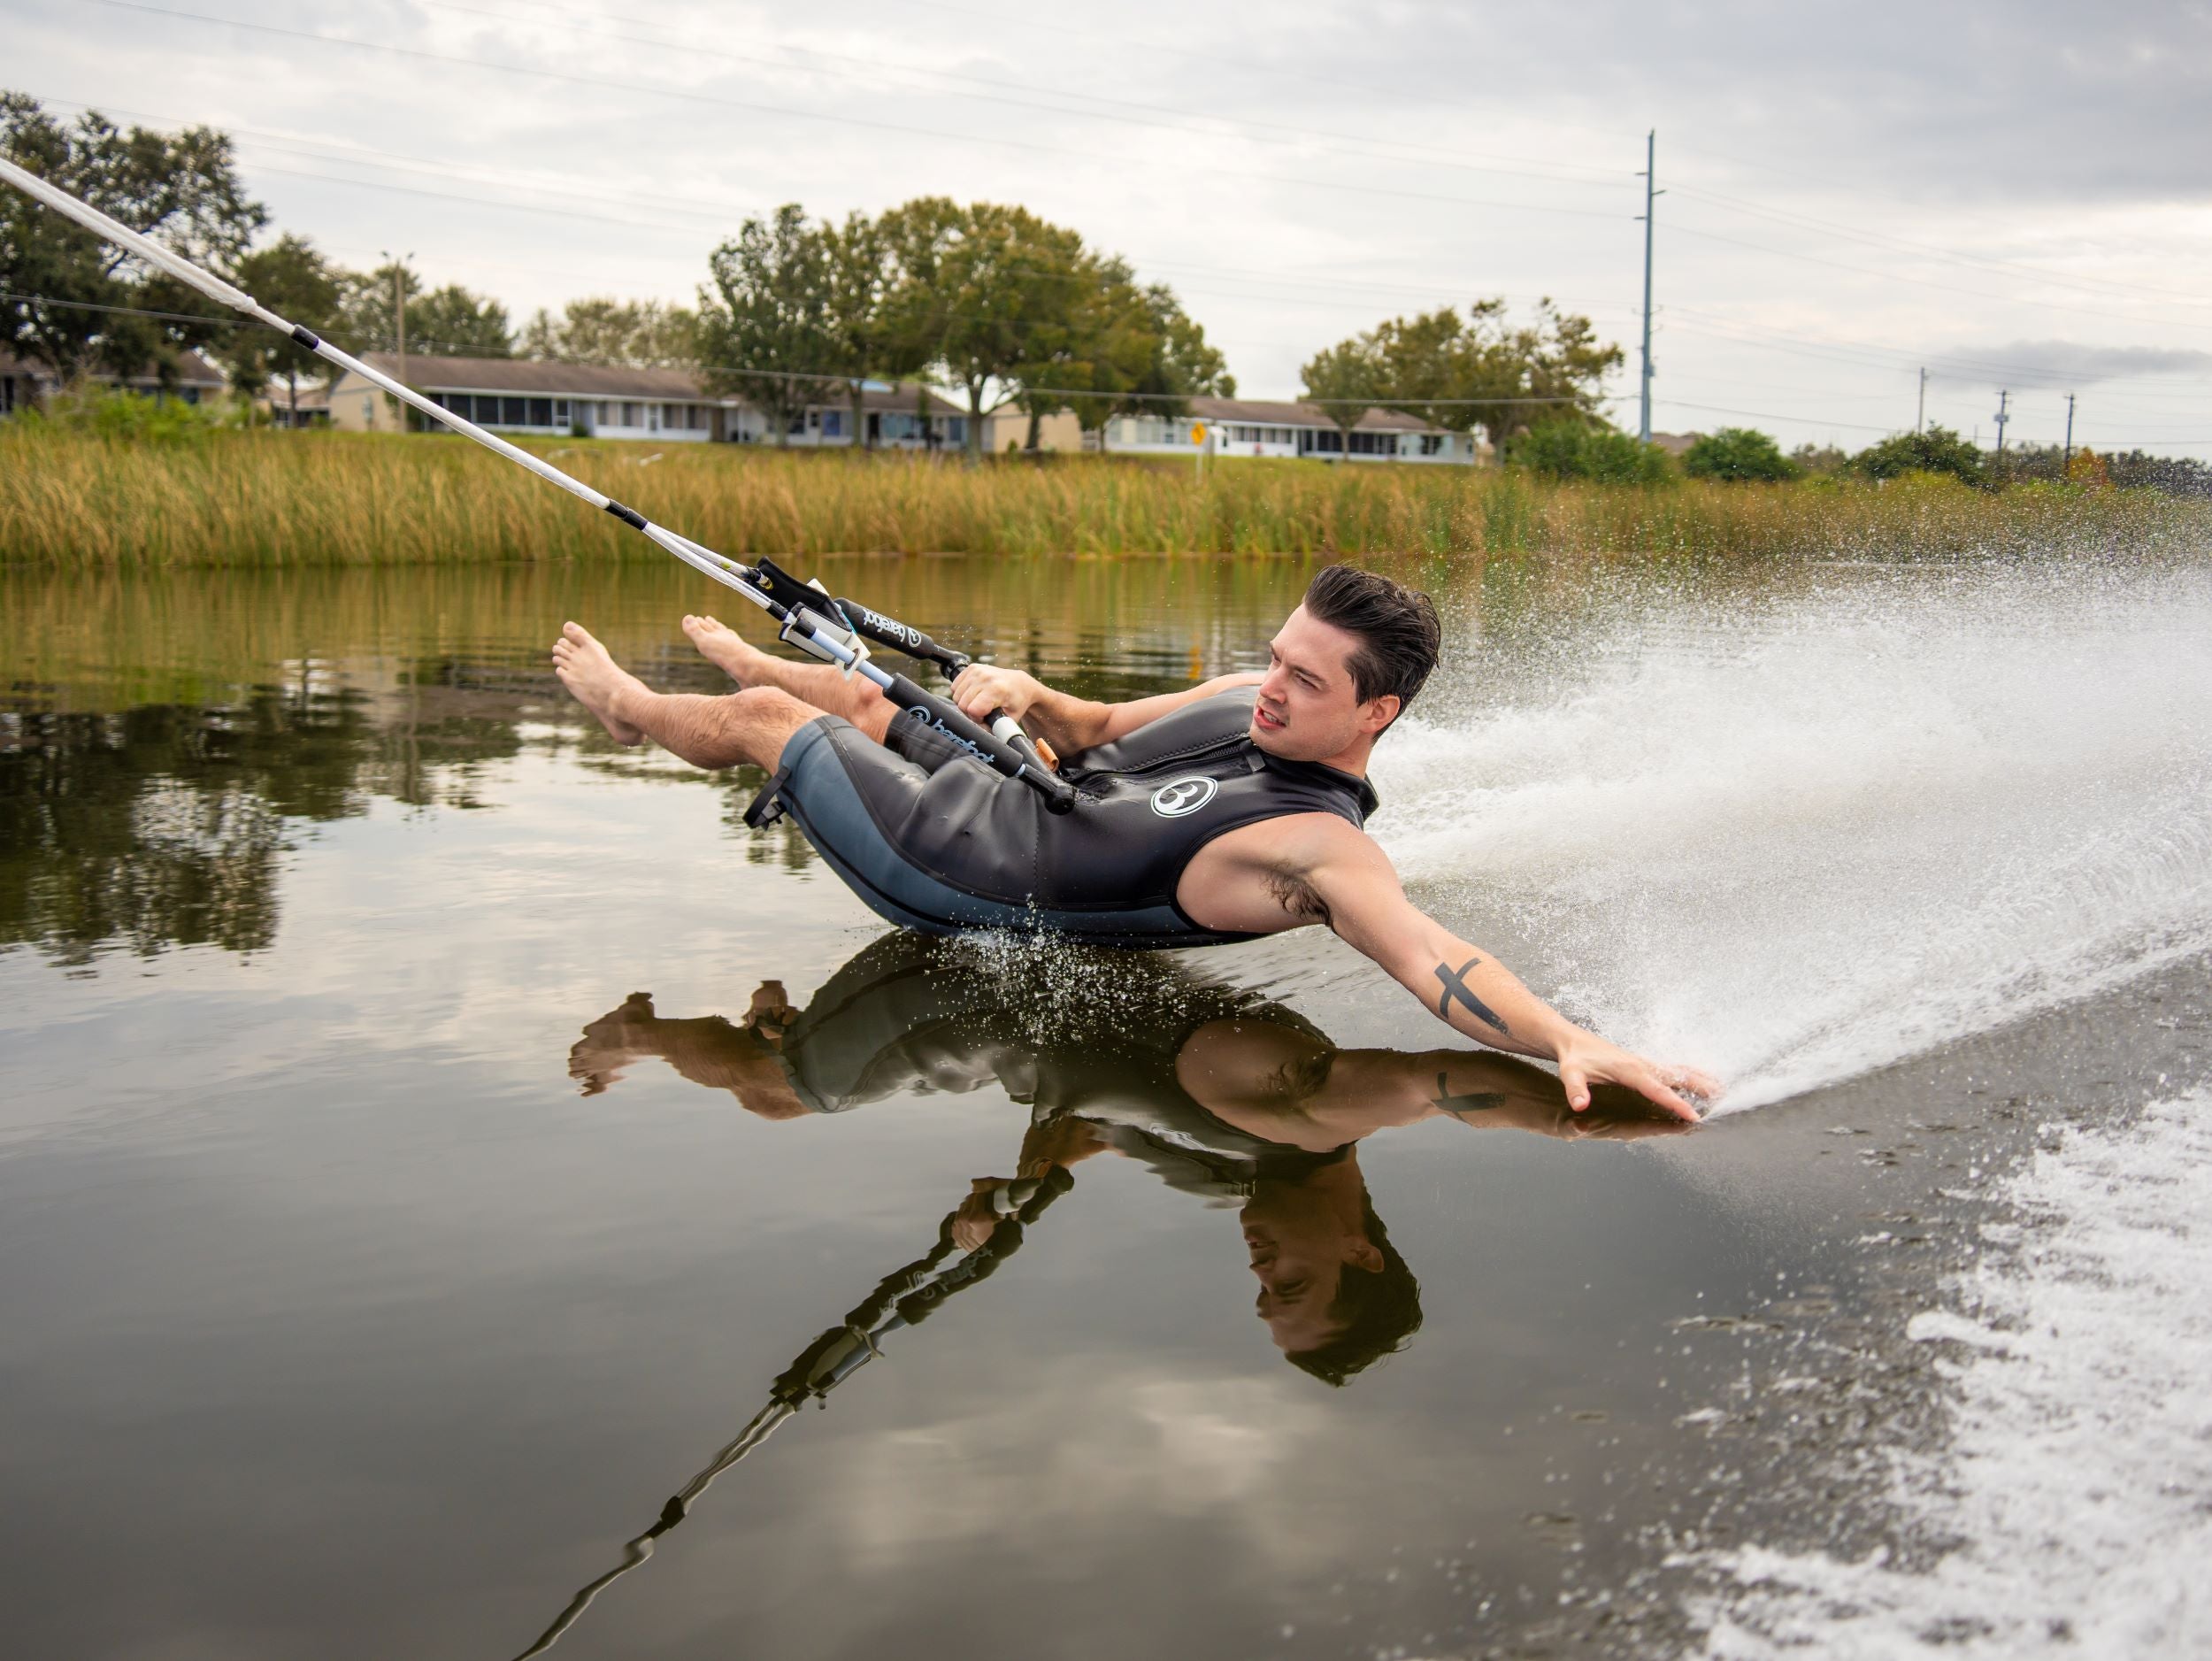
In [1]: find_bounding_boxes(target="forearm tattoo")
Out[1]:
[1434,956,1509,1035]
[1432,1073,1506,1113]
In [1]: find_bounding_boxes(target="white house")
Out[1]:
[323,355,967,449]
[1095,396,1481,464]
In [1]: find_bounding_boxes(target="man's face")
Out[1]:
[1250,605,1399,763]
[1240,1174,1384,1357]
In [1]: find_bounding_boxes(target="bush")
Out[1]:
[1683,427,1800,483]
[1509,421,1672,484]
[27,385,240,442]
[1847,425,1985,487]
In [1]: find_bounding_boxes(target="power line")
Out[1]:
[434,0,1630,192]
[93,1,1633,228]
[28,93,1645,323]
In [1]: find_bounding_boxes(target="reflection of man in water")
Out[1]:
[570,937,1683,1385]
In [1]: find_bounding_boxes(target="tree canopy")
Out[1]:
[1682,426,1800,483]
[693,196,1230,455]
[0,91,265,385]
[333,260,513,360]
[1299,299,1621,450]
[521,296,698,369]
[1846,426,1985,486]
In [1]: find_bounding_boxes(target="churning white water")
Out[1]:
[1691,1088,2212,1657]
[1373,560,2212,1111]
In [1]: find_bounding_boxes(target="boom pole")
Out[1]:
[0,156,1072,811]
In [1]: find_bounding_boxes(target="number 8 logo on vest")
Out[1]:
[1148,776,1219,818]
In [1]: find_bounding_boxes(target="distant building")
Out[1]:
[322,355,968,448]
[984,405,1085,453]
[0,349,227,415]
[1648,431,1701,458]
[1092,396,1483,464]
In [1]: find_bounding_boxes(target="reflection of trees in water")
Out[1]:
[0,678,523,966]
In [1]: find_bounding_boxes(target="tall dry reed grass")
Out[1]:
[3,425,2202,566]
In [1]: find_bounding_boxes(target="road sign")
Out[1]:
[1190,423,1206,445]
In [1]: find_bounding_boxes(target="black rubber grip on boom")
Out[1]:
[833,597,968,676]
[604,500,648,531]
[289,325,321,350]
[884,673,1077,814]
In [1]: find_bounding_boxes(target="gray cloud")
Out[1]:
[1933,340,2212,388]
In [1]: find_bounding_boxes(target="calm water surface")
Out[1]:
[4,555,2208,1659]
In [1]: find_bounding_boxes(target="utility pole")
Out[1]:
[383,249,412,431]
[1916,366,1926,434]
[2063,392,2076,473]
[1993,389,2010,459]
[1637,130,1661,443]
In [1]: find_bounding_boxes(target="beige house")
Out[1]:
[984,405,1085,453]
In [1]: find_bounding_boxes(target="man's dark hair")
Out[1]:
[1282,1195,1424,1388]
[1301,564,1442,715]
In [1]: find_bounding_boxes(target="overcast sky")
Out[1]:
[11,0,2211,455]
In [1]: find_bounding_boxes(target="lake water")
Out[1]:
[4,552,2210,1660]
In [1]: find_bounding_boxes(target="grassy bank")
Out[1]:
[4,425,2204,565]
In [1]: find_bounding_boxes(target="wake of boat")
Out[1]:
[1372,560,2212,1111]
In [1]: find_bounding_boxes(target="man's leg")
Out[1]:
[680,612,897,743]
[552,622,818,770]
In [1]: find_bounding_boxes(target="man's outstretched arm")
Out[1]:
[1298,823,1719,1120]
[947,664,1262,756]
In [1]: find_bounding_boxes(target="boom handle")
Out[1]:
[831,596,970,677]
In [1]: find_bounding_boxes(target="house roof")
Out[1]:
[1187,396,1448,434]
[349,354,966,416]
[355,352,704,399]
[0,348,226,388]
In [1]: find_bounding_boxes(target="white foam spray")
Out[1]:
[1686,1088,2212,1657]
[1372,561,2212,1109]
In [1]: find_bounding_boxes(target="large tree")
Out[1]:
[697,204,839,444]
[519,296,698,369]
[882,200,1093,458]
[0,90,265,388]
[1302,299,1621,454]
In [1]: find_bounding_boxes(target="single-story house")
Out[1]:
[0,348,227,415]
[323,355,968,449]
[1093,396,1482,464]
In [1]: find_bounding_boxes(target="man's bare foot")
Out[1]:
[569,991,658,1096]
[551,621,648,746]
[683,612,773,686]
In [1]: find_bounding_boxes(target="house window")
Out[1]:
[498,396,524,425]
[664,403,681,427]
[1316,429,1343,453]
[821,410,842,437]
[1420,434,1444,456]
[554,400,570,426]
[528,398,553,427]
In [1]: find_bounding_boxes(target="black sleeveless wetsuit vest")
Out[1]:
[766,688,1380,947]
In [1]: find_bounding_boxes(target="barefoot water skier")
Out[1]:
[0,166,1710,1121]
[552,564,1718,1121]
